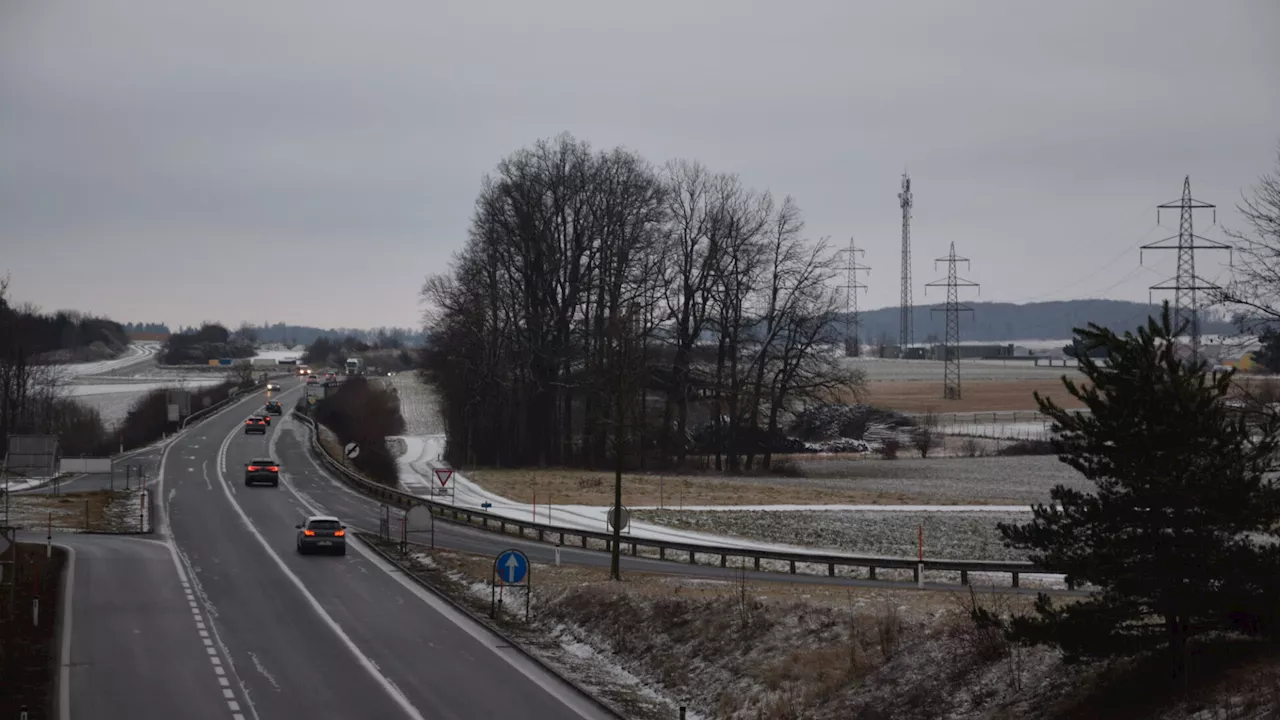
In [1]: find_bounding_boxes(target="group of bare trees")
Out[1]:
[0,278,112,460]
[420,134,863,472]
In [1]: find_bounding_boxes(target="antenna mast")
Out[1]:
[899,172,914,357]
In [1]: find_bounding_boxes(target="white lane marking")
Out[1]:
[280,425,604,719]
[203,461,213,491]
[161,453,266,720]
[57,544,76,720]
[213,420,427,720]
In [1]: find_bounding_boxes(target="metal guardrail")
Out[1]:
[291,411,1048,588]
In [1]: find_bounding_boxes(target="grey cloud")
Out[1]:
[1,0,1276,329]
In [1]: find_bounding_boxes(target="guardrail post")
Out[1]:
[558,532,565,545]
[753,557,760,571]
[1011,572,1020,588]
[537,529,544,542]
[688,550,695,565]
[828,563,835,577]
[915,564,923,588]
[659,547,665,560]
[630,543,636,556]
[720,555,726,568]
[960,570,969,585]
[868,566,876,580]
[789,560,796,574]
[580,535,587,549]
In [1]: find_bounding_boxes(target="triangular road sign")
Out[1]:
[434,468,454,487]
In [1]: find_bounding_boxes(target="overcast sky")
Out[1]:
[1,0,1277,331]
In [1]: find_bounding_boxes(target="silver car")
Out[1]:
[295,515,347,555]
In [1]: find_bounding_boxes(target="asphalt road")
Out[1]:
[16,532,241,720]
[155,379,612,720]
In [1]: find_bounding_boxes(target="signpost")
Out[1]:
[405,504,434,548]
[607,505,631,533]
[344,443,360,460]
[432,467,454,502]
[491,549,530,622]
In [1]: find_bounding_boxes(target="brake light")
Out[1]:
[268,466,279,472]
[247,465,260,472]
[245,419,252,424]
[303,529,316,536]
[333,529,345,537]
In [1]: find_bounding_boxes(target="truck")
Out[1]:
[344,357,365,376]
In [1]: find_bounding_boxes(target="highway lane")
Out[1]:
[19,533,239,720]
[167,381,610,719]
[17,383,282,496]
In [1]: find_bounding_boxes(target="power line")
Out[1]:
[1141,176,1231,360]
[925,242,980,400]
[837,236,870,357]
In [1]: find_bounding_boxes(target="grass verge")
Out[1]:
[0,542,66,718]
[365,536,1280,719]
[3,489,148,532]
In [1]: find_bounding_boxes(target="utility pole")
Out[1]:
[925,242,979,400]
[899,172,914,357]
[837,236,871,357]
[1141,176,1230,360]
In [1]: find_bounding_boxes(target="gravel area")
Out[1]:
[632,509,1037,561]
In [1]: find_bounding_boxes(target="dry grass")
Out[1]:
[859,379,1088,413]
[4,490,123,531]
[463,467,992,507]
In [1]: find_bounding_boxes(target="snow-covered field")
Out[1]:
[64,378,226,427]
[50,341,160,378]
[391,372,443,435]
[939,421,1052,441]
[252,346,306,362]
[630,509,1035,561]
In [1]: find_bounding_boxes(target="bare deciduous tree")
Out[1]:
[419,133,864,473]
[1214,144,1280,326]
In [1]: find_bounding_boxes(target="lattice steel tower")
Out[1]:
[1141,176,1229,360]
[926,242,979,400]
[898,172,914,355]
[838,236,871,357]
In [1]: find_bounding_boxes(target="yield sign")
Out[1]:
[433,468,454,487]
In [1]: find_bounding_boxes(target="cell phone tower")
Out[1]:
[898,172,914,356]
[838,236,871,357]
[926,242,979,400]
[1141,176,1230,360]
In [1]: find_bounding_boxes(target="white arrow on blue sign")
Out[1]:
[494,549,529,586]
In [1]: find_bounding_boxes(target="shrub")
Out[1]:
[995,439,1055,456]
[117,381,239,451]
[878,437,900,459]
[314,377,404,486]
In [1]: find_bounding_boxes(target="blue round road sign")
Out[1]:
[495,549,529,585]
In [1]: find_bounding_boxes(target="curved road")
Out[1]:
[48,376,1073,719]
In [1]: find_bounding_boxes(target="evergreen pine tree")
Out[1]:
[998,302,1280,683]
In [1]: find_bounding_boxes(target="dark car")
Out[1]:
[265,401,283,415]
[244,416,267,435]
[244,459,280,487]
[257,412,271,426]
[296,515,346,555]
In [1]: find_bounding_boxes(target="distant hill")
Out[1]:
[849,299,1236,344]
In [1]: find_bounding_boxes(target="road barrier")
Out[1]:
[292,411,1050,589]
